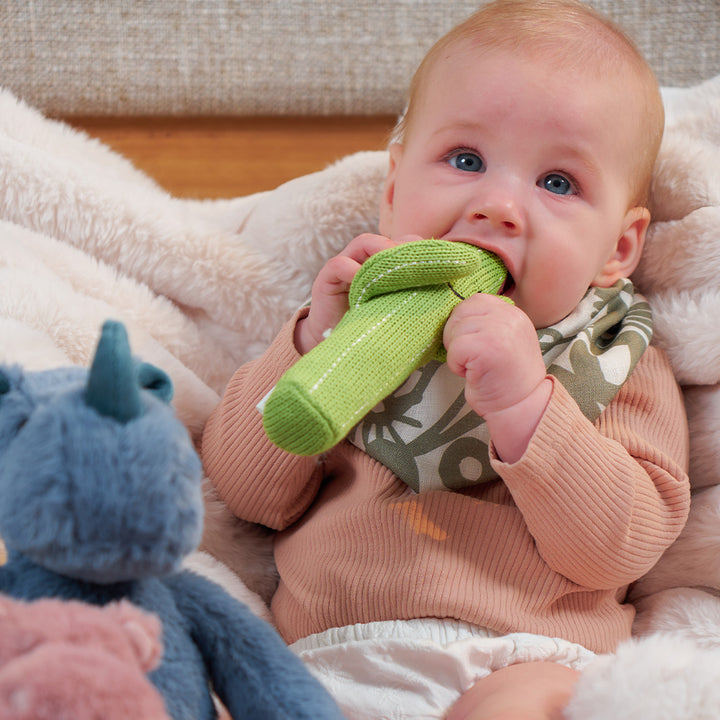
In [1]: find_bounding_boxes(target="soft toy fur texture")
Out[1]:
[0,322,343,720]
[564,633,720,720]
[0,594,169,720]
[0,76,720,716]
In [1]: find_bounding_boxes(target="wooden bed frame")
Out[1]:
[70,116,397,199]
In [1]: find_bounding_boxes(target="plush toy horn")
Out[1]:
[84,320,142,423]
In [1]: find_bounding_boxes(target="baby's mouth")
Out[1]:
[501,272,515,296]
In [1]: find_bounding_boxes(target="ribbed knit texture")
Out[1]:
[202,315,690,653]
[2,1,719,117]
[262,240,506,455]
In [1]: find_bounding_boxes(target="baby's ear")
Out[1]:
[592,206,650,287]
[378,143,403,237]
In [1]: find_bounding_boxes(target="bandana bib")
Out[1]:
[348,280,652,492]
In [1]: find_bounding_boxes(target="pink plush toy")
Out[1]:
[0,594,170,720]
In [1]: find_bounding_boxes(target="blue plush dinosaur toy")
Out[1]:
[0,320,343,720]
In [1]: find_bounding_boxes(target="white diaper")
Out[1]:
[290,618,596,720]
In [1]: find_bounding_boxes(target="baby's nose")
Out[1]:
[472,196,523,234]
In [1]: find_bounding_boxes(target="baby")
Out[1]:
[202,1,690,718]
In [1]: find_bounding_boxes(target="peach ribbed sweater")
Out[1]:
[202,313,690,653]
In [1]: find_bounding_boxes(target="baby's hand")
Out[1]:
[295,234,420,354]
[443,293,552,462]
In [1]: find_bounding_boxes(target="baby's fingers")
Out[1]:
[443,294,529,379]
[339,233,397,264]
[313,254,363,297]
[443,295,506,350]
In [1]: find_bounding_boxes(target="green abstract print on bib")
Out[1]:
[349,279,652,493]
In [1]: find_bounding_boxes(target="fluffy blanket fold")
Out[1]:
[1,77,719,717]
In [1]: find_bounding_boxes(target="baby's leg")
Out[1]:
[445,661,580,720]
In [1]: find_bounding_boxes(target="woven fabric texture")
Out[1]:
[1,0,719,117]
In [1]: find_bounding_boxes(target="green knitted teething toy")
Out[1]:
[262,239,508,455]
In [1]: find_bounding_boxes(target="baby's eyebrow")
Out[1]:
[547,144,601,179]
[432,120,488,137]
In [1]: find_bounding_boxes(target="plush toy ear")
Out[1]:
[136,362,173,404]
[84,321,142,423]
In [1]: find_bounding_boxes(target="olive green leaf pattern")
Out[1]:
[349,279,651,493]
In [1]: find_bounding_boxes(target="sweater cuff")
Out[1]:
[247,306,310,408]
[269,305,310,371]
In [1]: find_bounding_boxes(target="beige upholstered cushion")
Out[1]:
[1,0,719,117]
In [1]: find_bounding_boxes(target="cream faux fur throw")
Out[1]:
[1,77,720,717]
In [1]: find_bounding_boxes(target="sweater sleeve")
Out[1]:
[491,345,690,590]
[201,309,324,530]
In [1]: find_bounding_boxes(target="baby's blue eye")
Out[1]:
[541,173,575,195]
[448,152,485,173]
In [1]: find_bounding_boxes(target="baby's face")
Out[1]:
[380,44,648,328]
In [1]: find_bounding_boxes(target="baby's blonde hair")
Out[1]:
[395,0,664,207]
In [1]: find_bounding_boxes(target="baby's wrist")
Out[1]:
[294,317,324,355]
[482,378,553,464]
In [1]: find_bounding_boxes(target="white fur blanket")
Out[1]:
[1,77,720,717]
